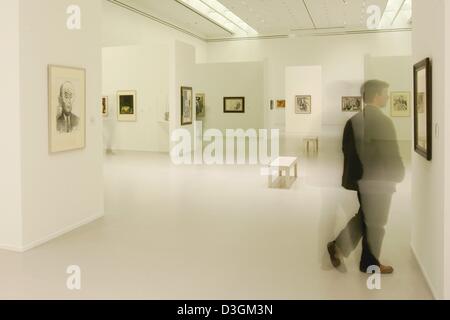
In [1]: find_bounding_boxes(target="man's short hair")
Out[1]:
[360,80,389,103]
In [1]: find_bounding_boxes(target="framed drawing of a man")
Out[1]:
[48,65,86,153]
[414,58,432,161]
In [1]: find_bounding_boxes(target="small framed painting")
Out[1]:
[390,92,410,117]
[342,96,362,112]
[277,100,286,108]
[181,86,193,126]
[102,96,109,117]
[48,65,86,153]
[224,97,245,113]
[414,58,432,161]
[196,93,205,118]
[295,95,311,114]
[270,100,274,110]
[117,90,137,122]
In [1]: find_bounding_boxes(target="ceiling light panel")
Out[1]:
[379,0,411,29]
[178,0,258,36]
[219,0,314,34]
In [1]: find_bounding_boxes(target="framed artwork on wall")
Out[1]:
[342,96,362,112]
[270,100,274,110]
[102,96,109,117]
[181,86,193,125]
[295,95,311,114]
[390,92,411,117]
[224,97,245,113]
[117,90,137,122]
[277,100,286,108]
[48,65,86,153]
[196,93,205,118]
[413,58,432,161]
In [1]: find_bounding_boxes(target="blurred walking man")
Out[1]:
[327,80,405,274]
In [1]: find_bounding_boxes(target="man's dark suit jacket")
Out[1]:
[342,119,363,191]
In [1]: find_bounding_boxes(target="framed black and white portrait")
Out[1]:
[117,91,137,122]
[295,95,311,114]
[224,97,245,113]
[181,87,193,126]
[414,58,432,161]
[342,96,362,112]
[391,92,410,117]
[48,65,86,153]
[196,93,205,118]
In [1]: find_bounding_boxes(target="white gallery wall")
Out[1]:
[102,0,207,61]
[102,0,209,153]
[0,0,22,250]
[195,62,264,132]
[102,45,170,152]
[411,0,447,299]
[206,32,412,131]
[0,0,105,251]
[172,41,198,153]
[171,41,265,156]
[285,66,322,135]
[445,0,450,301]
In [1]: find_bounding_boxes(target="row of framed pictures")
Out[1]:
[48,60,432,161]
[102,91,137,122]
[180,86,246,126]
[270,92,411,117]
[341,92,411,117]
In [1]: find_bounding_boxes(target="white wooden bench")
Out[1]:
[267,156,298,188]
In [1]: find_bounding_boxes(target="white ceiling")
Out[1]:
[110,0,412,41]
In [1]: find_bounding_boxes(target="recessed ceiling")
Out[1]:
[108,0,412,41]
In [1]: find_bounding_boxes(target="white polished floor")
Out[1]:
[0,133,432,299]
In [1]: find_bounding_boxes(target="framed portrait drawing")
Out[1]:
[414,58,432,161]
[270,100,274,110]
[102,96,109,117]
[224,97,245,113]
[342,96,362,112]
[390,92,410,117]
[117,91,137,122]
[48,65,86,153]
[277,100,286,108]
[196,93,205,118]
[181,87,193,126]
[295,95,311,114]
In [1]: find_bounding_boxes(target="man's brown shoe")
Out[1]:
[327,241,341,268]
[361,264,394,274]
[379,264,394,274]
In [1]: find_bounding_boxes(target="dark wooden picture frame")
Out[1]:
[224,97,245,113]
[413,58,432,161]
[181,86,193,126]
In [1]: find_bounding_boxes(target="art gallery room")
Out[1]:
[1,0,450,301]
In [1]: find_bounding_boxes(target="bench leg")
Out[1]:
[285,167,290,187]
[268,167,273,188]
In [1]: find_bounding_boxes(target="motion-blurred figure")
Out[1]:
[327,80,405,274]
